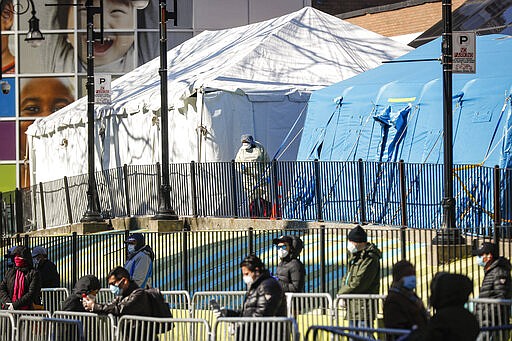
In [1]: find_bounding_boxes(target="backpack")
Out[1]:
[145,288,172,318]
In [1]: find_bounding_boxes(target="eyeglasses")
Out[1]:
[277,245,287,250]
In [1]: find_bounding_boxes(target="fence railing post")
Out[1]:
[123,164,131,217]
[319,225,326,293]
[39,182,47,230]
[230,160,238,218]
[314,159,323,222]
[357,159,367,223]
[271,159,281,220]
[71,232,78,288]
[493,165,501,252]
[248,227,254,255]
[182,230,189,291]
[10,193,15,235]
[190,161,198,218]
[156,162,161,214]
[15,188,23,234]
[0,192,3,237]
[399,160,408,260]
[64,176,73,226]
[24,234,29,248]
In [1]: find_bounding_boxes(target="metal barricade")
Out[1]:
[17,315,84,341]
[191,291,246,326]
[305,325,410,341]
[116,315,210,341]
[468,298,512,341]
[41,288,70,313]
[53,311,116,341]
[96,288,115,304]
[334,294,386,328]
[286,293,333,337]
[0,312,15,341]
[213,317,299,341]
[161,290,191,318]
[7,310,51,340]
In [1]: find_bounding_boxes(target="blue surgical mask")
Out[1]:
[127,245,135,253]
[109,284,122,296]
[402,275,416,290]
[477,255,486,267]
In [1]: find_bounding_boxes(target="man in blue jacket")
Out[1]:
[123,233,154,288]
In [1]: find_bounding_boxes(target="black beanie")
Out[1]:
[348,225,367,242]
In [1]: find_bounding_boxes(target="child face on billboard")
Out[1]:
[69,0,135,67]
[20,78,74,117]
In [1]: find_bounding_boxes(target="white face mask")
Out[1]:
[127,245,136,253]
[278,249,289,259]
[242,142,252,150]
[347,242,358,254]
[243,275,254,287]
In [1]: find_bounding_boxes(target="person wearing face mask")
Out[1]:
[383,260,429,333]
[218,255,286,318]
[123,233,154,288]
[337,225,382,334]
[82,266,152,316]
[62,275,101,312]
[272,235,305,293]
[31,246,60,288]
[0,246,42,310]
[473,242,512,341]
[235,134,271,218]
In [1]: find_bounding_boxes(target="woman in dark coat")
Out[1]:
[62,275,101,312]
[0,246,41,310]
[383,260,429,331]
[273,235,305,293]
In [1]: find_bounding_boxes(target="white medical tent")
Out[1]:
[27,7,412,184]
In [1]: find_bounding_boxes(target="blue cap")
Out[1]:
[125,233,145,247]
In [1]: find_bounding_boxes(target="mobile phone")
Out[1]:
[209,299,221,311]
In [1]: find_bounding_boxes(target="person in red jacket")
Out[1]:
[0,246,42,310]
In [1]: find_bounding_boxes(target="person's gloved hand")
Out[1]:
[6,303,13,310]
[82,296,95,311]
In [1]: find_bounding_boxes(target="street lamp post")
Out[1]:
[78,0,148,222]
[154,0,178,220]
[81,0,104,222]
[441,0,455,230]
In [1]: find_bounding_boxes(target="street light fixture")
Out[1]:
[154,0,178,220]
[1,0,44,91]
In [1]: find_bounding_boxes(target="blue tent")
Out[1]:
[293,34,512,230]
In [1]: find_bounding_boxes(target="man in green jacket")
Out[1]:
[338,225,382,336]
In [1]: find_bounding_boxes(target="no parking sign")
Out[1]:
[453,31,476,74]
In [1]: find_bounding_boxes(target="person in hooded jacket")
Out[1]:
[383,260,429,333]
[473,242,512,341]
[273,235,305,293]
[62,275,101,312]
[408,272,479,341]
[32,246,60,288]
[123,233,154,288]
[0,246,41,310]
[338,224,382,334]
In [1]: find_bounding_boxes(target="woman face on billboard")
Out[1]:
[68,0,135,67]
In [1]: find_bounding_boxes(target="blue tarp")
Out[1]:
[293,34,512,230]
